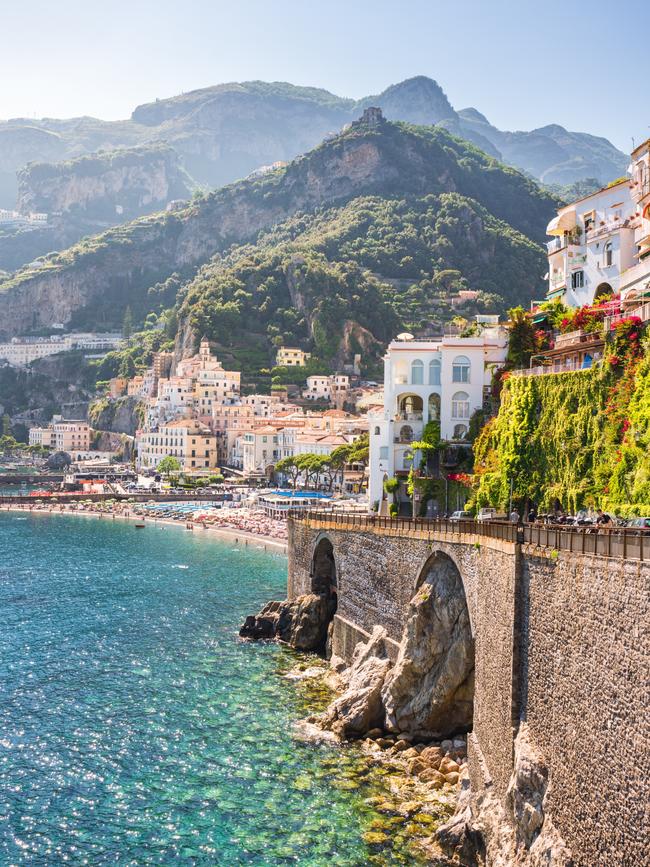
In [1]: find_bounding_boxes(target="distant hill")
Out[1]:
[0,145,193,273]
[0,77,627,210]
[0,116,557,373]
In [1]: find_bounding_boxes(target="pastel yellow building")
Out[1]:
[136,419,218,475]
[276,347,311,367]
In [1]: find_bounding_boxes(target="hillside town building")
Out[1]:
[0,332,124,367]
[368,320,508,508]
[545,139,650,309]
[275,347,311,367]
[136,419,218,473]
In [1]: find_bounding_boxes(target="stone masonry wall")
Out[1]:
[288,519,649,864]
[287,518,519,799]
[520,547,650,867]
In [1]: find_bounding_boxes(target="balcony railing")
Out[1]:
[395,412,423,421]
[585,219,633,243]
[553,329,603,349]
[510,360,596,377]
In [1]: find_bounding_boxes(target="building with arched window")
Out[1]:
[546,138,650,308]
[368,321,508,508]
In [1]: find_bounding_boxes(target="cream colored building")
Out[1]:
[136,419,218,474]
[276,347,311,367]
[28,427,55,448]
[51,420,91,454]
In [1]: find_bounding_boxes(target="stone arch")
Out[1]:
[382,550,475,737]
[311,534,338,598]
[594,282,613,301]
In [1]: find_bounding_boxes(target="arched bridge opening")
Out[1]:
[311,536,338,654]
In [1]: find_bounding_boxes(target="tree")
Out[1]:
[275,456,302,488]
[157,456,181,478]
[506,306,544,370]
[122,306,133,340]
[165,308,178,340]
[1,414,11,437]
[118,354,136,379]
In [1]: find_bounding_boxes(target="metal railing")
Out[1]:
[523,523,649,561]
[290,511,650,560]
[291,510,519,543]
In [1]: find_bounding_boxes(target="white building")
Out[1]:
[624,138,650,302]
[302,374,350,402]
[368,324,507,508]
[546,145,650,308]
[0,332,123,367]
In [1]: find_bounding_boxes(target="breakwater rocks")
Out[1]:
[239,593,335,654]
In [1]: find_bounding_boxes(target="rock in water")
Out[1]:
[319,627,393,739]
[239,594,335,653]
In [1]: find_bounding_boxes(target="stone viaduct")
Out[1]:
[288,512,649,867]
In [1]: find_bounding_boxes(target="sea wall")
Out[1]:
[519,546,650,866]
[287,516,650,866]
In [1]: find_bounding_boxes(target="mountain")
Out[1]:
[0,77,627,211]
[0,145,193,274]
[0,115,557,368]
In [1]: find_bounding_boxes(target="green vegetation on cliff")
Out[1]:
[179,189,546,368]
[473,321,650,516]
[0,119,557,346]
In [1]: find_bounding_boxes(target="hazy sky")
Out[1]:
[2,0,648,152]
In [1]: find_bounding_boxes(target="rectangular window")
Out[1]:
[379,446,389,460]
[571,270,585,289]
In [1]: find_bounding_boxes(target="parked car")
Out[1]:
[476,507,507,522]
[450,510,472,521]
[627,517,650,530]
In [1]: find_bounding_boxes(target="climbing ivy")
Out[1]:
[472,327,650,516]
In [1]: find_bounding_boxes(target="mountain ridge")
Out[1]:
[0,76,627,209]
[0,118,557,362]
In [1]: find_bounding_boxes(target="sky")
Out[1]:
[2,0,648,152]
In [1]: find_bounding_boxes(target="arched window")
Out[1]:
[452,391,470,419]
[374,426,380,436]
[411,359,424,385]
[428,358,441,385]
[452,355,471,383]
[604,242,613,268]
[453,424,468,440]
[428,393,441,422]
[399,425,414,443]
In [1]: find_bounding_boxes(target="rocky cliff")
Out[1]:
[17,145,192,221]
[0,118,558,340]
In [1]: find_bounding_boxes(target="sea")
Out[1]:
[0,512,440,865]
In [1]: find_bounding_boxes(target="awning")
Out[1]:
[547,207,577,236]
[546,287,566,300]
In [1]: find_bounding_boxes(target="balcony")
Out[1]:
[585,218,634,243]
[553,329,603,350]
[394,412,423,422]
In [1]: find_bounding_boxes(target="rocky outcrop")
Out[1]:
[88,396,144,437]
[239,593,335,653]
[382,561,475,738]
[437,725,573,867]
[17,145,191,221]
[319,627,393,738]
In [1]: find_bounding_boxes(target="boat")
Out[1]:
[134,523,146,529]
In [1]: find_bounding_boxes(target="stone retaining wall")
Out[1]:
[520,546,650,867]
[288,517,650,866]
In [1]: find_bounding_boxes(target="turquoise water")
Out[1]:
[0,513,438,865]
